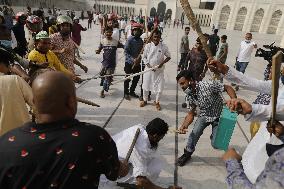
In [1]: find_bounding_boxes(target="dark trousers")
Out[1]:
[124,63,140,95]
[88,21,92,29]
[178,53,188,70]
[235,61,249,74]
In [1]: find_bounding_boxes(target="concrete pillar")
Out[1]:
[276,11,284,35]
[280,34,284,48]
[243,0,257,32]
[211,0,222,28]
[227,0,240,30]
[259,3,274,34]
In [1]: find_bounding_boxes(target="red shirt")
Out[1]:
[71,23,86,45]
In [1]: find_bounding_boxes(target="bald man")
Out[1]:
[0,71,128,189]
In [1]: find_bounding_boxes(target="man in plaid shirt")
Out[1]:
[176,70,237,166]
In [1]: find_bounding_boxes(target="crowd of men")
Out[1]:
[0,4,283,189]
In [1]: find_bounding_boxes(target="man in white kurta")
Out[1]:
[99,118,170,189]
[141,30,171,111]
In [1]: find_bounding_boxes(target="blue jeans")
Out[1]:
[235,61,249,74]
[186,116,219,153]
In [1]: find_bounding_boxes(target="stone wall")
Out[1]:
[212,0,284,35]
[1,0,90,11]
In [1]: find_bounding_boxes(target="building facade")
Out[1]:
[212,0,284,35]
[1,0,89,10]
[90,0,213,26]
[90,0,284,36]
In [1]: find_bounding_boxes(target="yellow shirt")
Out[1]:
[49,25,58,36]
[28,49,72,76]
[0,75,33,135]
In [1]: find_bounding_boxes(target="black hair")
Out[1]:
[214,29,219,34]
[146,118,169,136]
[113,21,119,28]
[152,29,162,37]
[196,37,201,43]
[221,35,227,40]
[104,26,113,32]
[147,22,153,31]
[246,32,252,36]
[185,26,190,30]
[176,70,194,81]
[0,48,13,66]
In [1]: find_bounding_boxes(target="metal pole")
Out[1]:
[174,1,178,186]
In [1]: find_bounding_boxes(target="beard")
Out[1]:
[149,140,158,150]
[60,30,70,37]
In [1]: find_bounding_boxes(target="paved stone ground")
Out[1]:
[73,20,281,189]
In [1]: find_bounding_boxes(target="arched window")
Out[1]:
[157,1,166,21]
[219,5,231,29]
[234,7,247,31]
[267,10,282,34]
[250,9,264,32]
[165,9,172,20]
[150,7,156,17]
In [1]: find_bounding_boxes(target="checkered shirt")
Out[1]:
[185,80,224,122]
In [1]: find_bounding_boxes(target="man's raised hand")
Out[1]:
[226,98,252,115]
[207,58,229,75]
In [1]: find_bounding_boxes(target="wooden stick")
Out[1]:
[180,0,212,58]
[112,65,159,84]
[125,128,140,162]
[169,128,188,134]
[77,97,100,107]
[145,9,148,38]
[271,51,283,126]
[71,39,86,54]
[82,74,130,81]
[131,27,158,69]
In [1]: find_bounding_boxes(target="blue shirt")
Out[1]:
[124,36,144,65]
[225,147,284,189]
[99,38,124,68]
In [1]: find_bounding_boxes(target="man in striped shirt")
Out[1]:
[176,70,237,166]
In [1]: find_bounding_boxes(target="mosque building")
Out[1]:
[91,0,284,36]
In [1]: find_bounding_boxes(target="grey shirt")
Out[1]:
[217,42,228,64]
[180,35,189,54]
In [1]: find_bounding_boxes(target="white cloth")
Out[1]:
[140,32,151,41]
[93,14,99,23]
[242,124,283,183]
[99,125,162,188]
[224,67,284,121]
[224,66,284,183]
[120,20,126,29]
[237,40,256,62]
[112,28,120,41]
[125,24,132,39]
[142,42,171,93]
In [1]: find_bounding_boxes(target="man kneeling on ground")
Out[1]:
[100,118,181,189]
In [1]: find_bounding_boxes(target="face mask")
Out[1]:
[183,86,192,95]
[0,40,12,48]
[245,40,251,43]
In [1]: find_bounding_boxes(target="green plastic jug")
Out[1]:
[213,106,238,151]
